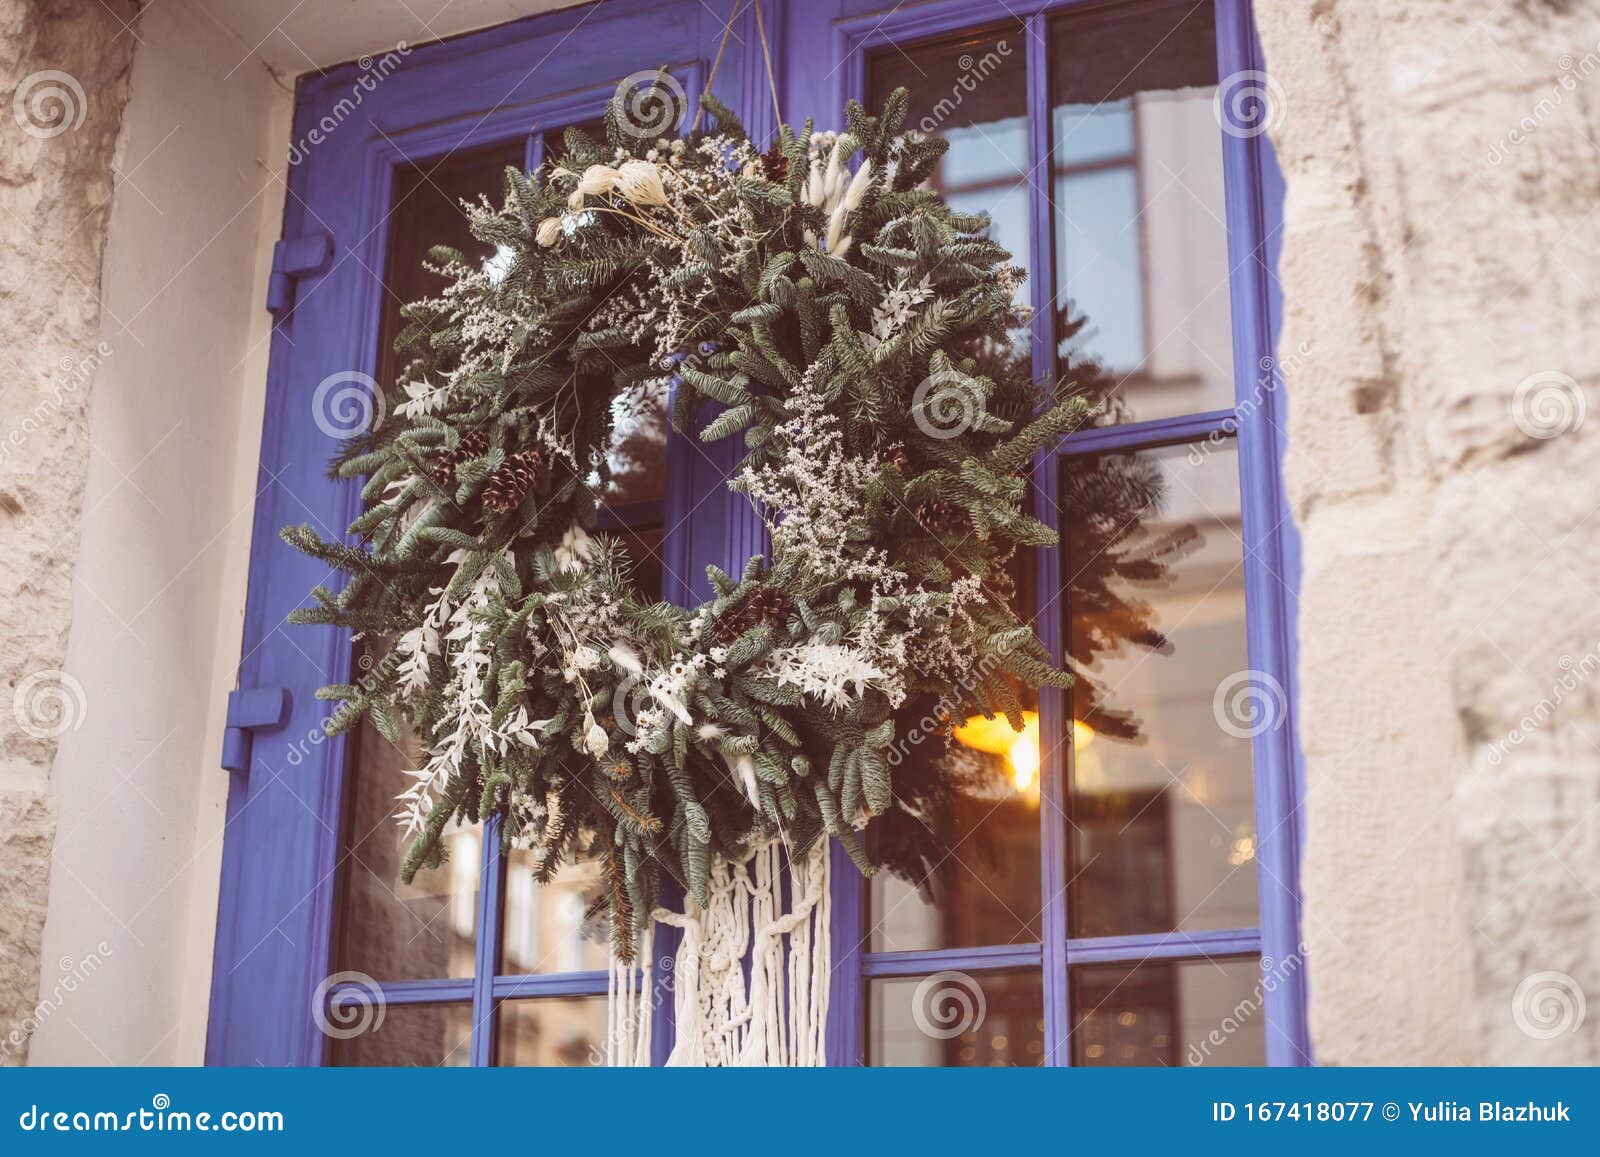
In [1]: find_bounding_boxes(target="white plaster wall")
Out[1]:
[28,0,289,1065]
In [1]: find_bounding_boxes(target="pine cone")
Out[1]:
[713,586,791,644]
[713,604,753,645]
[888,446,912,474]
[918,499,968,539]
[429,428,490,489]
[759,142,789,183]
[482,448,543,513]
[745,586,792,628]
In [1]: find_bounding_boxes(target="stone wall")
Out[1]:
[1256,0,1600,1063]
[0,0,139,1065]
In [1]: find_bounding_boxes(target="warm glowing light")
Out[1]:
[1008,730,1039,791]
[951,712,1098,793]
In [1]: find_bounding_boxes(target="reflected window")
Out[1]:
[1050,0,1235,422]
[868,971,1044,1066]
[1071,957,1265,1066]
[497,997,608,1067]
[330,1002,473,1067]
[868,23,1030,315]
[1062,444,1258,938]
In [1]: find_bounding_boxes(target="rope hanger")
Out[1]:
[690,0,782,135]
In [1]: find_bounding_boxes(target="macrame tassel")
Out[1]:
[609,838,830,1066]
[606,923,653,1067]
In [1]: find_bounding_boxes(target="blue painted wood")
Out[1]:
[494,972,613,1000]
[1215,0,1311,1067]
[470,813,506,1066]
[208,0,767,1067]
[1056,408,1238,458]
[219,686,289,773]
[329,978,474,1007]
[861,942,1043,978]
[856,928,1262,977]
[1065,927,1262,965]
[1022,8,1073,1071]
[214,0,1304,1070]
[824,841,863,1065]
[265,233,333,316]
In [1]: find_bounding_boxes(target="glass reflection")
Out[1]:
[496,997,608,1067]
[869,970,1044,1066]
[1049,0,1236,422]
[337,705,478,981]
[603,376,670,506]
[1062,443,1258,938]
[329,1001,472,1067]
[866,553,1041,953]
[867,22,1030,315]
[1071,957,1265,1066]
[379,139,526,391]
[502,849,609,975]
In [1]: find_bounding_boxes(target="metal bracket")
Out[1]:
[221,687,290,773]
[266,233,333,316]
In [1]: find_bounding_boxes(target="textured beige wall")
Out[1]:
[0,0,138,1066]
[1257,0,1600,1063]
[23,0,288,1065]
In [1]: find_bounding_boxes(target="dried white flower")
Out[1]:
[765,641,889,711]
[615,159,668,207]
[555,524,594,572]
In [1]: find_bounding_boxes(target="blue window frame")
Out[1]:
[208,0,1304,1067]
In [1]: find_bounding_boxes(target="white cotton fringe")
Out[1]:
[605,838,831,1067]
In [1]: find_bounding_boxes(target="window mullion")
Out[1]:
[470,812,506,1066]
[1024,8,1072,1070]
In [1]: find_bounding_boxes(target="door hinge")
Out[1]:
[266,233,333,316]
[221,687,290,773]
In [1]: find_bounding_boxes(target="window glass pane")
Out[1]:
[378,138,527,391]
[867,786,1041,953]
[1062,443,1259,938]
[337,706,479,981]
[336,140,527,985]
[502,849,609,975]
[868,970,1044,1066]
[867,23,1030,315]
[541,119,606,165]
[612,520,665,600]
[1050,0,1236,422]
[496,997,607,1066]
[867,552,1040,952]
[1071,957,1265,1066]
[328,1001,472,1067]
[603,379,670,506]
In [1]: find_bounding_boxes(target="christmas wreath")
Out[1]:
[284,77,1088,981]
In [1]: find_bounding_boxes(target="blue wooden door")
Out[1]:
[209,0,1303,1067]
